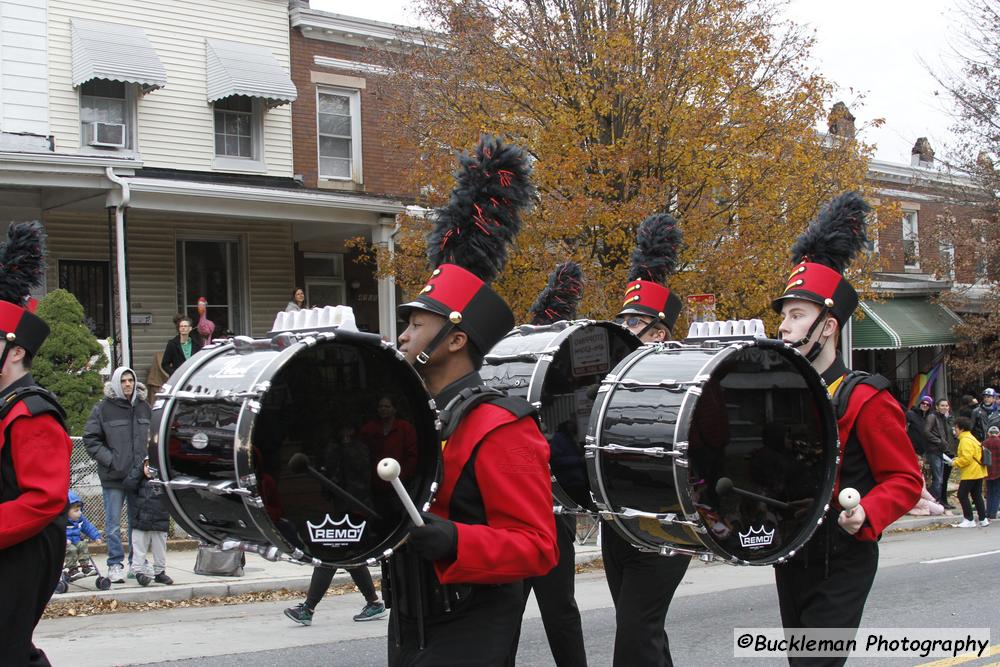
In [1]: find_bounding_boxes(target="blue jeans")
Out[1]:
[927,453,945,502]
[986,478,1000,518]
[102,487,133,567]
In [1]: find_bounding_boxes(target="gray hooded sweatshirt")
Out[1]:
[82,367,152,489]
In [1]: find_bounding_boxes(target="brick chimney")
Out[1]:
[828,102,856,139]
[911,137,934,166]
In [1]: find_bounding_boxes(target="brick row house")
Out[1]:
[0,0,414,395]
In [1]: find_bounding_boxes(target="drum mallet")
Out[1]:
[838,487,861,518]
[377,458,425,527]
[715,477,791,511]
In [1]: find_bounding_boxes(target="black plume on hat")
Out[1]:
[790,191,870,273]
[426,134,536,283]
[530,261,583,325]
[627,213,682,283]
[0,221,46,306]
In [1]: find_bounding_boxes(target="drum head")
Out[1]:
[590,339,837,564]
[482,321,639,512]
[158,331,438,568]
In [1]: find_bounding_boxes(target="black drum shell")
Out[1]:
[587,339,838,565]
[150,330,438,568]
[479,320,640,513]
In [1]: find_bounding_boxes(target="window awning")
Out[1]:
[205,39,297,108]
[852,299,963,351]
[71,18,167,93]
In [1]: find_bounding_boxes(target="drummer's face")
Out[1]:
[778,300,824,348]
[398,310,448,366]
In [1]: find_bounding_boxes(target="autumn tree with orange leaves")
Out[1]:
[372,0,879,329]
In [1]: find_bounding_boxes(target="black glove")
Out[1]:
[407,512,458,561]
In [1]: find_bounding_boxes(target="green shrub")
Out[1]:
[32,289,106,435]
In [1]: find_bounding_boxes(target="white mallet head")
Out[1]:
[838,487,860,511]
[377,457,401,482]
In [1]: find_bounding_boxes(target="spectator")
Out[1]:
[64,491,102,580]
[983,425,1000,520]
[951,416,989,528]
[82,367,152,583]
[195,296,215,346]
[123,456,173,586]
[359,395,418,485]
[906,395,933,457]
[957,394,979,419]
[283,566,386,626]
[285,287,306,312]
[924,398,957,508]
[971,388,1000,442]
[160,315,202,377]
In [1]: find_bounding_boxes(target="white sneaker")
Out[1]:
[108,564,125,583]
[980,518,990,527]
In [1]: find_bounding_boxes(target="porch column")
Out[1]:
[374,215,399,343]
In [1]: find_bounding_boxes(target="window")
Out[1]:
[79,79,133,150]
[303,252,345,307]
[973,220,989,280]
[902,211,919,270]
[176,240,245,337]
[214,96,254,158]
[59,260,111,338]
[938,240,955,280]
[317,88,362,181]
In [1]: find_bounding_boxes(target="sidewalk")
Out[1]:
[50,512,963,606]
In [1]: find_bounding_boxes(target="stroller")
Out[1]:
[54,555,112,593]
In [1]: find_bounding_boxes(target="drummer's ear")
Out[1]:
[821,316,839,339]
[447,330,469,353]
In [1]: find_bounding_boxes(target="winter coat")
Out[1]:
[123,458,170,532]
[970,404,1000,442]
[905,406,930,455]
[65,491,101,545]
[284,301,301,312]
[82,370,152,490]
[161,334,202,377]
[923,411,956,456]
[953,431,987,481]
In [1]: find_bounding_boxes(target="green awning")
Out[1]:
[852,298,962,351]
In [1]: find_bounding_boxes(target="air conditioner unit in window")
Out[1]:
[87,122,126,148]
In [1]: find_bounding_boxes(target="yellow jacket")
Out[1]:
[954,431,987,480]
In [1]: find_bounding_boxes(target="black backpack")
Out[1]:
[980,444,992,469]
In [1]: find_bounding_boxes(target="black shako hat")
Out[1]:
[617,213,684,332]
[529,262,583,325]
[398,135,536,359]
[771,191,871,326]
[0,222,50,361]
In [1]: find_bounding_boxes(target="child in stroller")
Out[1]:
[56,491,111,592]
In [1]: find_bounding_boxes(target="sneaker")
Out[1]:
[108,564,125,583]
[136,572,152,587]
[353,601,387,622]
[154,572,174,585]
[284,603,314,626]
[66,566,83,581]
[80,563,96,576]
[980,518,990,527]
[957,519,977,528]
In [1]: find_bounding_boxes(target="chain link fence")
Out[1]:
[69,437,179,538]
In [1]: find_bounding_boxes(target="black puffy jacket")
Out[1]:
[123,457,170,532]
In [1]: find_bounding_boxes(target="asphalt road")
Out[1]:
[38,526,1000,666]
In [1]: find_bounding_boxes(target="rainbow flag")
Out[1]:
[908,363,941,408]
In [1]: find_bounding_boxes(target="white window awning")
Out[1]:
[206,39,298,108]
[71,18,167,93]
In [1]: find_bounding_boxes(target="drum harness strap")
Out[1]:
[0,385,67,500]
[810,370,890,577]
[389,386,538,650]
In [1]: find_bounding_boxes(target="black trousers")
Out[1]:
[957,478,987,522]
[388,582,524,666]
[0,522,64,666]
[774,538,879,667]
[516,514,587,666]
[602,522,692,667]
[305,565,378,609]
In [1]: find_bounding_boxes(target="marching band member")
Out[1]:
[388,135,558,665]
[514,261,589,666]
[604,213,692,667]
[0,223,73,666]
[771,192,922,666]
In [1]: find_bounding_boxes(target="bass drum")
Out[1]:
[150,329,438,568]
[587,338,838,565]
[480,320,640,513]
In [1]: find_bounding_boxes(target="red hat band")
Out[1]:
[771,261,858,325]
[617,279,683,330]
[0,300,50,355]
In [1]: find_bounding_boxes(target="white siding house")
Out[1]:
[0,0,49,141]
